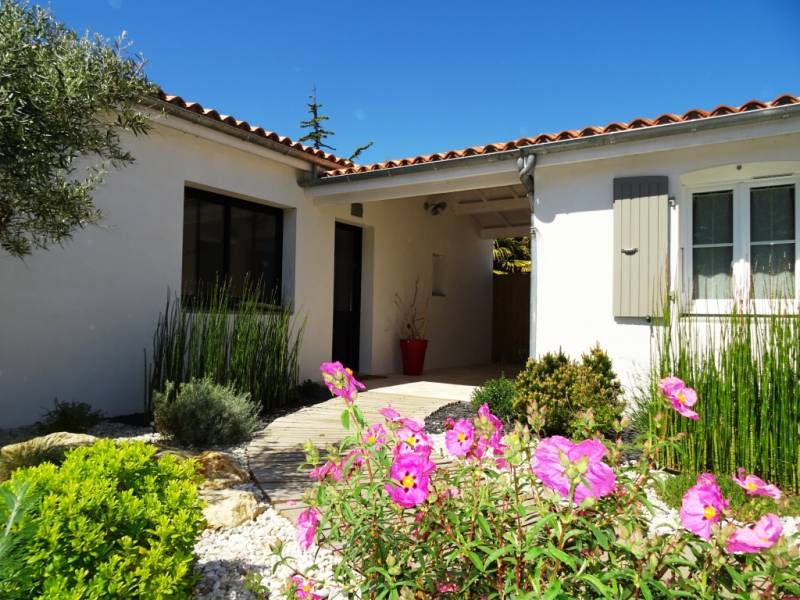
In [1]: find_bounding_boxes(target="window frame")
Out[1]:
[682,175,800,314]
[181,187,284,304]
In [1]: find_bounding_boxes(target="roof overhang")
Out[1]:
[143,96,347,171]
[306,102,800,201]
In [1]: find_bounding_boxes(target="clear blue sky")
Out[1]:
[38,0,800,165]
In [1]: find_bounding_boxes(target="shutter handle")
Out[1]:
[621,247,638,256]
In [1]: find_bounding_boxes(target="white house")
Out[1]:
[1,91,799,426]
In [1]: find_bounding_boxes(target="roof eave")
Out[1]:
[144,96,347,171]
[308,103,800,187]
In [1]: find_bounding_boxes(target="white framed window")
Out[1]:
[683,176,799,313]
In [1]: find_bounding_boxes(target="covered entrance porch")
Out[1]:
[308,153,533,379]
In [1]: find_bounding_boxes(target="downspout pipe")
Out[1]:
[517,152,537,360]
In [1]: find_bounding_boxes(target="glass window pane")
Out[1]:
[182,195,224,296]
[195,200,225,291]
[693,191,733,245]
[752,243,795,299]
[751,185,795,243]
[693,246,733,299]
[229,206,280,299]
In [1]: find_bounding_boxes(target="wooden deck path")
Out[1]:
[246,370,502,520]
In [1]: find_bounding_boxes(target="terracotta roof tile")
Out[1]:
[156,90,352,168]
[321,93,799,178]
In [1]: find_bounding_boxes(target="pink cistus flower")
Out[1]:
[679,473,729,540]
[395,426,433,457]
[531,436,616,504]
[385,452,435,508]
[295,507,319,551]
[732,468,782,500]
[478,403,504,447]
[320,361,365,404]
[476,403,508,468]
[445,419,474,457]
[363,423,387,448]
[726,513,783,554]
[658,376,699,420]
[437,582,458,594]
[308,460,342,482]
[291,575,322,600]
[399,417,425,432]
[379,406,401,421]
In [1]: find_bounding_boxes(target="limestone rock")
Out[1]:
[0,431,97,480]
[196,450,249,490]
[200,488,265,529]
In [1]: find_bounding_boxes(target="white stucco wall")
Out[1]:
[532,129,800,390]
[0,115,492,427]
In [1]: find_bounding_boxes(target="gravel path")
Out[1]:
[193,507,342,599]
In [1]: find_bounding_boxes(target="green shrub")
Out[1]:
[0,440,204,599]
[470,376,516,423]
[38,399,103,434]
[513,345,624,436]
[154,378,260,446]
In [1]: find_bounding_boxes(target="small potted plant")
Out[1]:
[395,277,428,376]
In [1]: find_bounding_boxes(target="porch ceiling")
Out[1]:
[427,183,531,239]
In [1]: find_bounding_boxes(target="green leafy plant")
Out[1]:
[0,480,40,599]
[651,299,800,493]
[146,277,303,415]
[0,0,155,258]
[492,236,531,275]
[280,364,800,598]
[0,440,204,598]
[470,376,516,423]
[513,345,624,437]
[38,399,103,434]
[154,377,260,446]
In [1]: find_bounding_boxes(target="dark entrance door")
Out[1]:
[332,222,362,371]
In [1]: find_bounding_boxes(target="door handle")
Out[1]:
[621,247,638,256]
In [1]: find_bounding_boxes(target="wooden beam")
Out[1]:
[478,225,530,239]
[453,197,529,215]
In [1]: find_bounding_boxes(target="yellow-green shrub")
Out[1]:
[0,440,204,599]
[514,345,623,436]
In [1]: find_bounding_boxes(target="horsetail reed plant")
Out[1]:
[650,297,800,493]
[145,278,303,415]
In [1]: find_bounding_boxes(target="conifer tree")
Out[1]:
[298,85,374,162]
[298,86,336,152]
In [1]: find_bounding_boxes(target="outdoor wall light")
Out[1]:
[424,200,447,215]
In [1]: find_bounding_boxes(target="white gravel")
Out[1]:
[193,507,343,599]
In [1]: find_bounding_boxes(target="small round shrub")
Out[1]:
[470,376,516,423]
[513,345,624,436]
[0,440,204,599]
[154,378,261,446]
[38,399,103,434]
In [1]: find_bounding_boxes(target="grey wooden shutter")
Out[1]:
[613,176,669,318]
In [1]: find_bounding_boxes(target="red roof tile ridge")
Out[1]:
[321,93,799,178]
[156,90,353,168]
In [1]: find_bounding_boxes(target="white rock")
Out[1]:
[201,489,266,529]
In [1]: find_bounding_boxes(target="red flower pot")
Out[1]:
[400,339,428,376]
